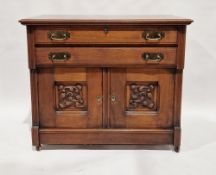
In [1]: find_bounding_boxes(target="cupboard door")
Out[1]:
[110,68,175,128]
[38,68,102,128]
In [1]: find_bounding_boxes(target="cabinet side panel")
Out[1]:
[174,25,186,150]
[27,26,36,69]
[177,25,186,69]
[30,69,39,126]
[174,70,183,127]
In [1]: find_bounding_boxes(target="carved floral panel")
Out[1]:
[127,82,158,111]
[56,83,87,111]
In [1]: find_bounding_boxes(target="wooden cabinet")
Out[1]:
[19,15,193,152]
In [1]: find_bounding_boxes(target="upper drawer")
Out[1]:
[34,26,178,44]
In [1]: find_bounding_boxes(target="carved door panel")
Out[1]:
[110,68,175,129]
[38,68,102,128]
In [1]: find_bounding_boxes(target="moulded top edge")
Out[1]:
[19,15,193,25]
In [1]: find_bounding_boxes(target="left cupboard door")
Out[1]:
[38,68,103,128]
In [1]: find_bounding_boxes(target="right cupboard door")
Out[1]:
[110,68,175,129]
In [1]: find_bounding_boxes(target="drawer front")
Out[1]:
[34,26,177,44]
[36,47,177,66]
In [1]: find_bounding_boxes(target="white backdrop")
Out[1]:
[0,0,216,174]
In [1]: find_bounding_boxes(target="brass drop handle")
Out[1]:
[49,52,71,61]
[48,31,70,41]
[142,53,164,61]
[143,31,165,41]
[111,95,117,102]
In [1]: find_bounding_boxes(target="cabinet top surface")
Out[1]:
[19,15,193,25]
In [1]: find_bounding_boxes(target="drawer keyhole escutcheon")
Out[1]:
[48,31,70,41]
[143,31,165,41]
[48,52,71,61]
[104,26,109,34]
[96,96,102,102]
[111,96,117,102]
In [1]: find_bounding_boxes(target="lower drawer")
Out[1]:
[35,47,177,67]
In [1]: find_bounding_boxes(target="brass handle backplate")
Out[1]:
[48,52,71,61]
[48,31,70,41]
[143,31,165,41]
[142,53,164,61]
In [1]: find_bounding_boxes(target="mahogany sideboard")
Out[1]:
[19,15,193,152]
